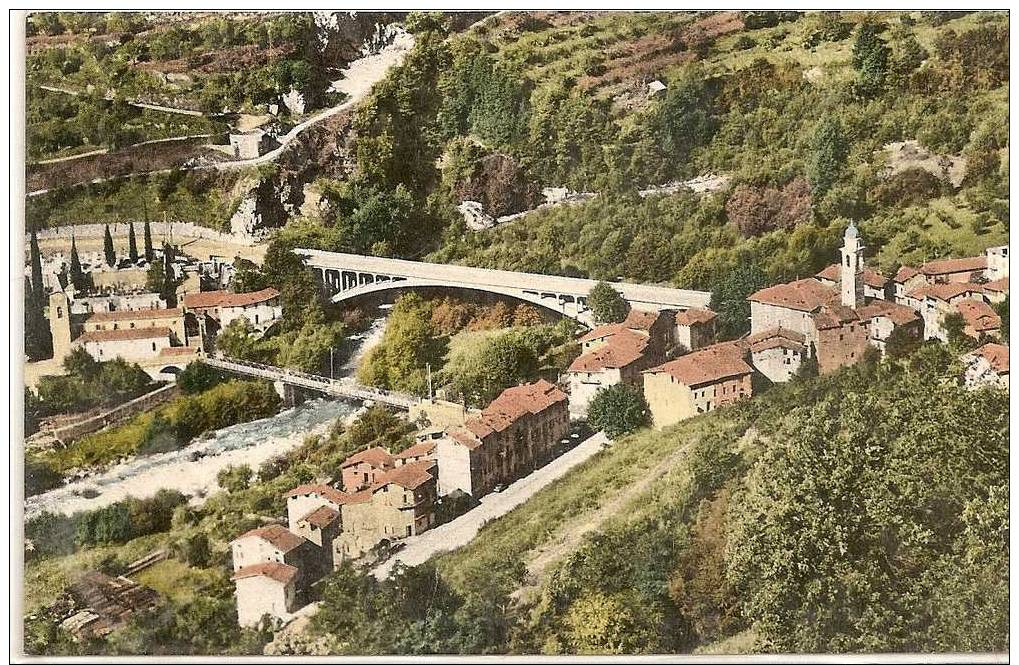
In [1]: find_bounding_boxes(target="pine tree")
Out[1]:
[29,227,44,305]
[103,224,116,267]
[128,222,139,264]
[24,279,52,361]
[68,236,88,293]
[809,115,849,198]
[143,219,154,263]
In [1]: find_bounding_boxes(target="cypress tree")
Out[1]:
[29,227,44,305]
[103,224,116,267]
[161,243,178,307]
[24,278,52,361]
[143,219,154,263]
[68,236,87,293]
[128,222,139,264]
[809,115,849,198]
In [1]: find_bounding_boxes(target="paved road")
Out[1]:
[372,431,609,580]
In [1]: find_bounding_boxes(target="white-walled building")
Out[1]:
[183,287,282,333]
[744,328,806,384]
[77,327,175,362]
[232,563,300,628]
[962,343,1009,392]
[985,245,1009,281]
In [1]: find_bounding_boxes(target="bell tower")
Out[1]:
[840,221,865,309]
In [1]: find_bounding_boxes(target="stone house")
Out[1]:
[80,307,187,342]
[956,300,1002,340]
[334,460,439,561]
[743,327,806,384]
[232,562,300,628]
[182,287,282,334]
[672,307,717,352]
[643,342,753,428]
[985,245,1009,281]
[564,327,653,419]
[810,304,872,374]
[983,277,1009,304]
[962,343,1009,391]
[77,327,176,363]
[435,380,569,497]
[394,440,436,466]
[907,283,989,341]
[340,447,397,492]
[918,255,987,285]
[855,300,923,355]
[747,277,835,338]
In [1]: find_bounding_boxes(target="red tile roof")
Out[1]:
[231,562,299,585]
[567,328,649,372]
[373,459,436,491]
[78,327,172,343]
[956,300,1001,333]
[744,327,806,353]
[811,304,861,331]
[395,440,436,460]
[920,255,986,276]
[908,282,984,303]
[84,307,182,323]
[984,277,1009,294]
[892,266,921,284]
[448,428,483,450]
[283,483,350,505]
[622,308,665,331]
[233,524,306,553]
[645,343,752,388]
[340,446,396,470]
[969,342,1009,374]
[748,278,836,312]
[674,307,718,326]
[183,287,280,310]
[815,264,888,289]
[465,380,568,439]
[298,505,340,528]
[855,300,921,326]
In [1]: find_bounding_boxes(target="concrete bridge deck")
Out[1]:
[296,249,712,323]
[203,356,419,410]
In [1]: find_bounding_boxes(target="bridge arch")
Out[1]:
[326,277,594,326]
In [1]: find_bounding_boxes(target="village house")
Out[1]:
[340,446,397,492]
[672,307,717,352]
[907,283,989,341]
[854,299,923,355]
[334,460,439,562]
[985,245,1009,281]
[436,380,569,497]
[643,342,753,428]
[394,439,437,466]
[69,292,165,315]
[983,277,1009,304]
[564,327,652,419]
[182,287,282,334]
[742,327,806,384]
[917,255,988,285]
[956,300,1002,341]
[78,327,176,363]
[80,307,188,341]
[962,343,1009,391]
[230,524,324,627]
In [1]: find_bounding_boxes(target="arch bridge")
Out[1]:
[296,249,712,326]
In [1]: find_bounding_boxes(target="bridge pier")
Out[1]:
[274,381,307,408]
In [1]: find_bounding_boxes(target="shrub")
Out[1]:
[587,383,649,439]
[217,464,253,493]
[588,282,630,324]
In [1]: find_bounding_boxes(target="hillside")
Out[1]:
[304,345,1007,655]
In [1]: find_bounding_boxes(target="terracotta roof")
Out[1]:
[645,343,752,387]
[748,278,836,312]
[233,524,306,553]
[908,282,984,303]
[578,322,630,344]
[448,428,483,450]
[856,300,921,326]
[183,287,280,309]
[84,307,182,323]
[395,440,435,459]
[892,266,921,284]
[78,327,172,343]
[811,304,861,331]
[968,343,1009,374]
[298,505,340,529]
[674,307,718,326]
[231,562,299,585]
[567,328,649,372]
[984,277,1009,294]
[340,446,395,470]
[815,264,889,290]
[622,308,665,331]
[284,483,349,505]
[744,327,806,353]
[466,380,568,439]
[920,255,986,276]
[374,459,436,491]
[956,300,1001,333]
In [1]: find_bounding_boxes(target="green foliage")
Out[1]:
[217,464,253,493]
[586,383,649,439]
[358,294,446,395]
[709,264,766,340]
[24,283,53,361]
[143,219,154,262]
[809,115,848,198]
[992,296,1007,342]
[176,361,227,395]
[68,236,87,292]
[127,222,139,264]
[851,19,890,96]
[32,350,153,417]
[75,503,133,547]
[588,281,629,324]
[442,330,539,407]
[103,224,116,266]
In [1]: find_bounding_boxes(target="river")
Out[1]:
[24,316,390,520]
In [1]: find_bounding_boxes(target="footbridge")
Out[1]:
[296,249,712,325]
[203,356,420,410]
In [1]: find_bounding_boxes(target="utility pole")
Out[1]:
[330,347,335,380]
[426,362,433,400]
